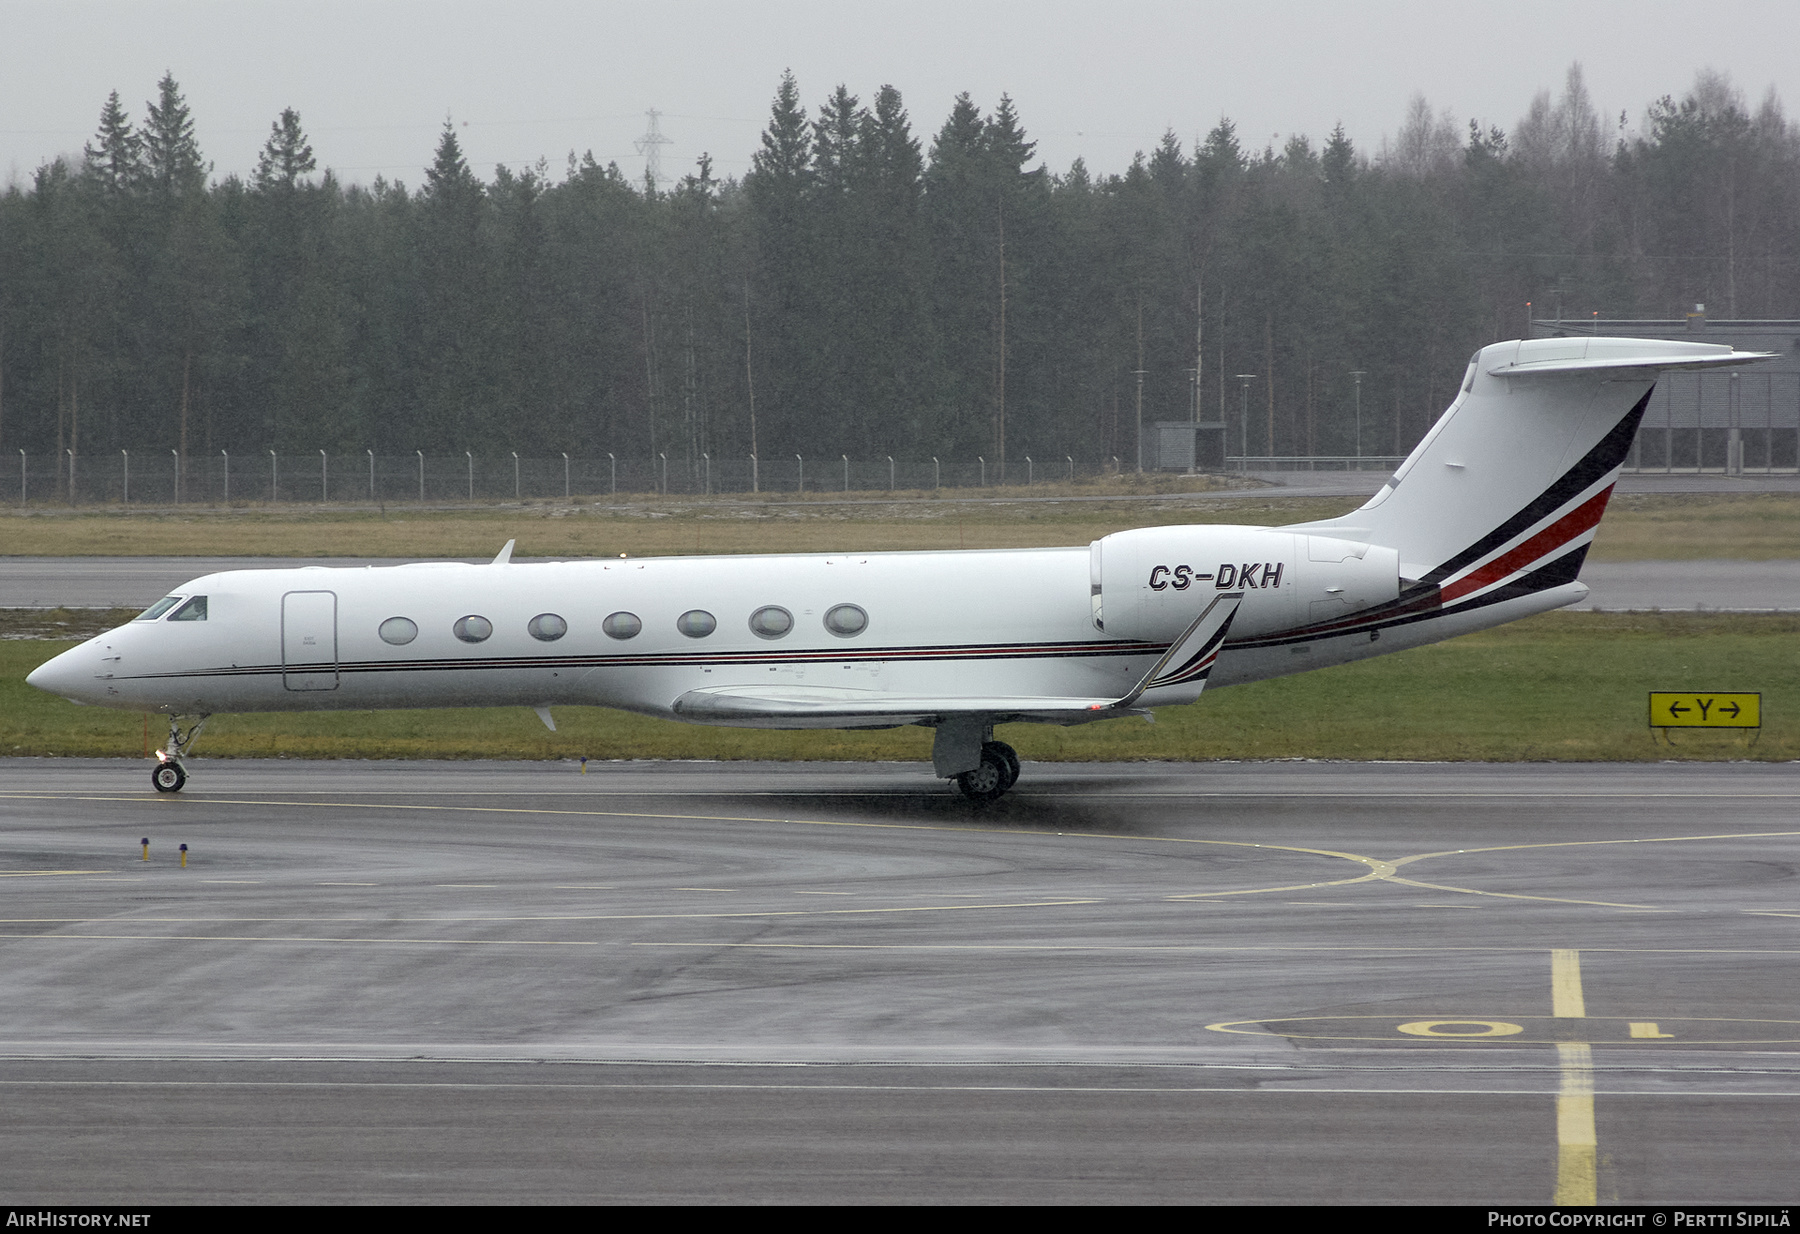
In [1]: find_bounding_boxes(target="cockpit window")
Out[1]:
[136,596,183,621]
[167,596,208,622]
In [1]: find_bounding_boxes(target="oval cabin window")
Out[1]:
[823,604,868,637]
[528,613,568,642]
[378,617,418,646]
[749,606,793,639]
[601,612,642,640]
[453,615,493,644]
[676,610,717,638]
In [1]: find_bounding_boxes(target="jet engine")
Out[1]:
[1089,525,1399,642]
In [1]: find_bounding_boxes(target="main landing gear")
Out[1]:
[956,740,1020,803]
[152,714,209,794]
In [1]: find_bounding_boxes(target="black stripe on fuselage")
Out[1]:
[113,636,1166,684]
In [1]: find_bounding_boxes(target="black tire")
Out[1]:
[152,761,186,793]
[955,752,1008,802]
[983,741,1020,790]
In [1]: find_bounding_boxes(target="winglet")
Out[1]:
[1111,591,1244,711]
[492,539,516,565]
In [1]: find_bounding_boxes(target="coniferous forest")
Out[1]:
[2,66,1798,500]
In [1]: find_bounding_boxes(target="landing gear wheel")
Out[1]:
[983,741,1020,790]
[152,761,186,793]
[956,751,1009,802]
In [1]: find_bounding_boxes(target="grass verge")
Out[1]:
[6,612,1793,764]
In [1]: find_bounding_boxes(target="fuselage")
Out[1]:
[27,531,1584,724]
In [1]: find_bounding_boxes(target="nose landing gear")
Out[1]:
[152,714,209,793]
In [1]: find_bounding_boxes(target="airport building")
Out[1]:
[1531,310,1800,473]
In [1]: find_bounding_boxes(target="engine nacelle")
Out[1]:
[1090,525,1399,642]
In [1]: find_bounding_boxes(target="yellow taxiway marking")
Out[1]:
[1551,949,1597,1207]
[0,870,110,878]
[8,793,1800,916]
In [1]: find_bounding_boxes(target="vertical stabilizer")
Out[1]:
[1295,337,1771,612]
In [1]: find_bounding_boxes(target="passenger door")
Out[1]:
[282,590,339,691]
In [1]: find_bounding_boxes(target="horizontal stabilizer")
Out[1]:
[1487,344,1775,379]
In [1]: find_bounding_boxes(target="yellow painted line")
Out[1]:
[0,870,110,878]
[1551,950,1596,1206]
[1554,1044,1598,1206]
[1551,949,1586,1019]
[0,899,1104,931]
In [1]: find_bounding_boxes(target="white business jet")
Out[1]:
[28,336,1771,799]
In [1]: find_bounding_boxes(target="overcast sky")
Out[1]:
[5,0,1799,191]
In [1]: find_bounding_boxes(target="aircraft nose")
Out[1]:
[27,645,98,701]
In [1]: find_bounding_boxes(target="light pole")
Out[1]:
[1349,370,1367,463]
[1235,375,1258,472]
[1133,366,1147,473]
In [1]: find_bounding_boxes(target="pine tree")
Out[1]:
[254,108,317,193]
[83,91,142,195]
[142,73,207,196]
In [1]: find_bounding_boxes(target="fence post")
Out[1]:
[221,450,229,503]
[466,451,473,501]
[887,455,894,491]
[319,449,327,503]
[417,451,424,501]
[842,454,848,492]
[796,454,803,493]
[18,449,24,505]
[367,449,375,501]
[1025,455,1032,485]
[66,449,75,505]
[562,452,570,499]
[1067,455,1073,482]
[978,456,985,487]
[121,449,129,503]
[932,456,939,490]
[269,450,277,502]
[172,449,181,504]
[608,452,616,496]
[513,451,520,499]
[701,452,709,495]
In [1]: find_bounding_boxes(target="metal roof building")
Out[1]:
[1531,310,1800,472]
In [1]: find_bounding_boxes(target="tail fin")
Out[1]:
[1297,337,1773,608]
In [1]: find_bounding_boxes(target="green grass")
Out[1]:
[8,612,1794,763]
[5,490,1796,561]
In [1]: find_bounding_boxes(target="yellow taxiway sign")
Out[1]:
[1648,692,1761,728]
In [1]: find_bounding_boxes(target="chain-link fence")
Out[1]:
[7,450,1126,505]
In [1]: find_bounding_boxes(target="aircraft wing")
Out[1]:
[671,592,1243,728]
[670,685,1131,727]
